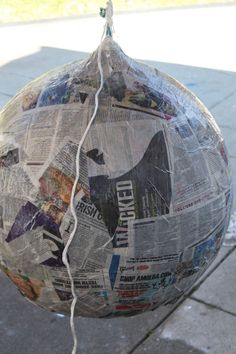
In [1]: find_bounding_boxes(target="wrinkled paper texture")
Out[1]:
[0,38,233,318]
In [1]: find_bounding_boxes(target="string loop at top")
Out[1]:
[100,0,114,37]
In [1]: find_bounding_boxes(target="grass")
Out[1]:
[0,0,235,24]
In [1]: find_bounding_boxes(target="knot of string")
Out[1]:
[100,0,114,37]
[62,1,114,354]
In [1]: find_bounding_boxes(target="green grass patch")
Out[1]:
[0,0,235,24]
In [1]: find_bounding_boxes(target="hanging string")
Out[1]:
[62,2,114,354]
[100,0,114,37]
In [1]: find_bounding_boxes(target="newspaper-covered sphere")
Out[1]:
[0,38,232,318]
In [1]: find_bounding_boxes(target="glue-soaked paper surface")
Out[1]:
[0,38,233,317]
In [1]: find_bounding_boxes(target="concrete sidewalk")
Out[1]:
[0,5,236,354]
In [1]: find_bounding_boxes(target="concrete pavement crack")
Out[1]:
[0,70,34,81]
[127,299,186,354]
[219,124,236,131]
[0,92,13,98]
[190,296,236,317]
[209,91,236,111]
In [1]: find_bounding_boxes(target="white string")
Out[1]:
[105,0,113,33]
[62,2,113,353]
